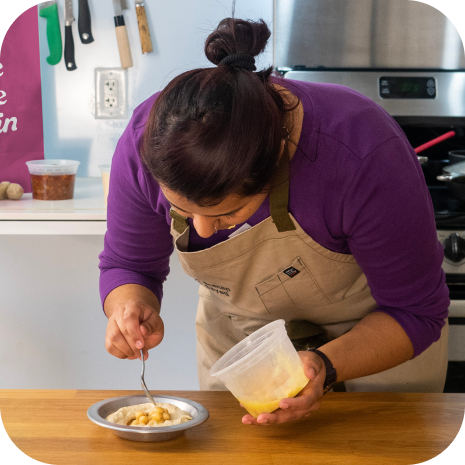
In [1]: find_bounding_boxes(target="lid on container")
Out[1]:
[98,164,111,173]
[26,160,80,175]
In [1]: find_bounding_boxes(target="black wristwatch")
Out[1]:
[307,348,337,394]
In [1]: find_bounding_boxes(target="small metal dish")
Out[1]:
[87,395,209,442]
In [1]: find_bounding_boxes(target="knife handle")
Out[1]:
[114,16,133,69]
[136,3,153,54]
[64,25,77,71]
[78,0,94,44]
[38,3,62,65]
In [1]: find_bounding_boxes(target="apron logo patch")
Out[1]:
[283,266,300,278]
[202,282,230,297]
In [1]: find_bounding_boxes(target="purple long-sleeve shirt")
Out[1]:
[99,78,449,357]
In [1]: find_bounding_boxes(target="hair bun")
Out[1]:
[205,18,271,66]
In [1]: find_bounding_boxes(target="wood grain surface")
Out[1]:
[0,390,464,465]
[115,25,133,69]
[136,4,153,54]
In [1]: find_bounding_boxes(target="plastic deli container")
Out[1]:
[209,320,309,418]
[26,160,80,200]
[98,164,111,206]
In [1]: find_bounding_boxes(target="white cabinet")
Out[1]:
[0,178,107,234]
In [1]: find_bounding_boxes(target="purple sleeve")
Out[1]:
[98,120,173,309]
[342,136,449,357]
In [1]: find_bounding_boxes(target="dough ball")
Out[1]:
[6,183,24,200]
[0,182,11,200]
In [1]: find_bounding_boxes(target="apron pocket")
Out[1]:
[255,257,331,313]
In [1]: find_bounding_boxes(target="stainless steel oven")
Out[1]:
[275,0,465,391]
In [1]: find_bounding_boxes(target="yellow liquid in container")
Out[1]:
[239,380,308,418]
[213,325,310,419]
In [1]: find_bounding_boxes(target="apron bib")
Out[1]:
[169,145,448,392]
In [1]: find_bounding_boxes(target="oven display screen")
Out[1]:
[379,77,436,99]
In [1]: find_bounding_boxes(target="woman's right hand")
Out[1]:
[104,284,164,360]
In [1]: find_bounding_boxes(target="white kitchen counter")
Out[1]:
[0,177,107,234]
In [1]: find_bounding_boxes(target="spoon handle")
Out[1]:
[140,350,157,405]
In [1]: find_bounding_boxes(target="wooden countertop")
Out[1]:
[0,390,464,465]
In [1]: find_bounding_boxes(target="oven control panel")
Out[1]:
[438,231,465,271]
[379,76,436,99]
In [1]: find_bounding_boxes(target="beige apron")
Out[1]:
[169,145,448,393]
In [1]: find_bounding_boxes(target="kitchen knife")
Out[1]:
[64,0,77,70]
[135,0,153,54]
[113,0,133,69]
[78,0,94,44]
[38,1,62,65]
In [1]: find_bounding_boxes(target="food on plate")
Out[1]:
[106,402,192,427]
[30,174,76,200]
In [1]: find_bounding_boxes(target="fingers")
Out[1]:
[140,310,164,349]
[241,351,327,426]
[242,393,323,425]
[242,414,261,425]
[105,318,134,359]
[279,380,324,412]
[105,302,164,360]
[116,305,146,356]
[298,349,326,381]
[242,399,322,426]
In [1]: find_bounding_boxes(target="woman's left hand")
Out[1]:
[241,350,327,425]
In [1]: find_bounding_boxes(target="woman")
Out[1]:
[99,18,449,426]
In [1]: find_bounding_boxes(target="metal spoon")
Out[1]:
[140,350,156,406]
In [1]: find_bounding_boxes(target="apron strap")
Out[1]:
[170,209,189,235]
[269,142,296,232]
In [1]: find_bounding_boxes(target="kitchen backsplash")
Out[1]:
[38,0,273,177]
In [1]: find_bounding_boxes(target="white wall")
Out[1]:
[39,0,273,176]
[0,0,273,390]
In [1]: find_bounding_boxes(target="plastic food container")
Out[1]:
[209,320,309,418]
[98,164,111,206]
[26,160,80,200]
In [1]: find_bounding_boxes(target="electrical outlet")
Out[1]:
[95,68,127,119]
[103,79,118,107]
[104,97,118,108]
[104,80,118,97]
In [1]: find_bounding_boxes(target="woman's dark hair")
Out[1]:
[141,18,298,206]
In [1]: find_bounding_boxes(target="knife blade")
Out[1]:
[64,0,77,70]
[78,0,94,44]
[38,1,62,65]
[112,0,133,68]
[135,1,153,54]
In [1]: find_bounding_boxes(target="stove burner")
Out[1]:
[429,186,465,229]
